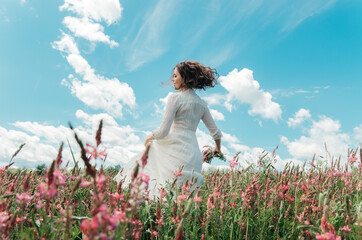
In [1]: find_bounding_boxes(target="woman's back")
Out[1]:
[171,89,206,133]
[152,89,221,141]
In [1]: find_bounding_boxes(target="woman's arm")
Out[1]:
[145,93,179,145]
[201,106,222,152]
[214,138,221,154]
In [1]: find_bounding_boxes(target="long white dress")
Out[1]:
[114,88,222,199]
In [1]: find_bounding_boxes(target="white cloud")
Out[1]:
[59,0,121,47]
[353,124,362,143]
[210,109,225,121]
[13,122,71,144]
[63,16,118,47]
[202,93,226,107]
[202,163,230,172]
[287,108,311,128]
[219,68,282,122]
[74,110,144,165]
[0,111,145,168]
[52,32,80,55]
[0,126,59,167]
[126,0,179,71]
[20,0,26,5]
[59,0,122,25]
[282,116,351,162]
[153,92,174,116]
[53,34,136,118]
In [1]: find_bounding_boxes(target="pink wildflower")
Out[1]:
[91,216,99,230]
[81,178,92,188]
[47,184,57,199]
[152,230,159,236]
[99,233,108,240]
[348,156,357,165]
[80,219,90,232]
[137,172,150,185]
[0,212,10,229]
[85,144,107,160]
[192,195,202,203]
[97,173,106,189]
[229,160,237,168]
[316,231,341,240]
[177,194,187,204]
[174,170,182,177]
[296,214,303,223]
[37,182,47,197]
[53,169,66,186]
[16,193,33,205]
[206,197,215,209]
[340,225,353,232]
[159,188,166,199]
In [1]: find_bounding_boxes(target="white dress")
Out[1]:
[114,88,222,199]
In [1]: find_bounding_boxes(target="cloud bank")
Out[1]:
[219,68,282,122]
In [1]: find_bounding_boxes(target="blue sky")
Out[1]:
[1,0,361,169]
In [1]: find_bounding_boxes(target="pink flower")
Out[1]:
[206,198,215,209]
[99,233,109,240]
[348,156,357,165]
[177,194,187,204]
[174,170,182,177]
[80,219,90,232]
[81,178,92,188]
[340,225,353,232]
[16,193,33,205]
[192,195,202,203]
[316,231,341,240]
[37,182,47,197]
[229,160,237,168]
[285,195,294,202]
[85,144,107,160]
[91,216,99,230]
[47,184,57,199]
[97,173,106,188]
[152,230,159,236]
[296,214,303,223]
[53,169,66,186]
[138,172,150,185]
[160,188,166,199]
[0,212,10,228]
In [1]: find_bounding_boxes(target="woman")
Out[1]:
[114,60,222,199]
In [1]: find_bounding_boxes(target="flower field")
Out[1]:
[0,122,361,239]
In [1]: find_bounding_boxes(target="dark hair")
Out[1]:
[173,60,219,90]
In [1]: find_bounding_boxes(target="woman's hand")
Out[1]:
[213,139,222,156]
[213,147,222,156]
[144,134,155,146]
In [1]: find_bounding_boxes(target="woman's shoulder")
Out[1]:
[169,90,207,106]
[191,91,208,108]
[166,91,182,103]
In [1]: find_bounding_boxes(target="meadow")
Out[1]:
[0,122,360,239]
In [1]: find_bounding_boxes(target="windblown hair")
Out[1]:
[173,60,219,90]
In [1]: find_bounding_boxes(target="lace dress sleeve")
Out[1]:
[202,106,222,140]
[152,93,180,139]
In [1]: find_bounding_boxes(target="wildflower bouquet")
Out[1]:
[202,145,226,163]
